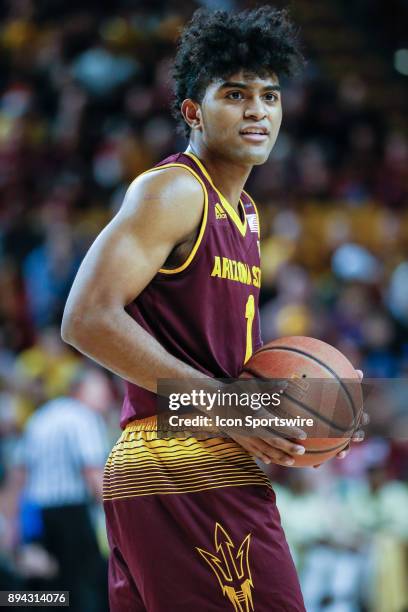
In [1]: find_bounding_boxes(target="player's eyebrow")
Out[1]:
[219,81,281,92]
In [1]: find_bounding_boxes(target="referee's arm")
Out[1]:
[73,410,109,503]
[82,466,103,502]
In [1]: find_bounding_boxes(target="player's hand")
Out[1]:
[219,379,308,466]
[337,369,368,457]
[314,369,367,468]
[229,430,306,467]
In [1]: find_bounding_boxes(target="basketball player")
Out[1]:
[62,7,364,611]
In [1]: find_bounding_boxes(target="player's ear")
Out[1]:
[181,99,202,131]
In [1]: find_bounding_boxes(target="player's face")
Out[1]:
[198,70,282,165]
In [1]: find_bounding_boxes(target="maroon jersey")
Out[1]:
[121,152,262,428]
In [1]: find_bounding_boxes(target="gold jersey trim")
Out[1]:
[184,152,248,237]
[135,162,209,275]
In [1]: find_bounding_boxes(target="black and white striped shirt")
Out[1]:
[19,397,109,507]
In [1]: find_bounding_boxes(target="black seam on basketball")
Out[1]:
[251,426,296,441]
[281,392,355,433]
[250,346,358,419]
[242,366,357,432]
[240,366,272,382]
[304,440,349,454]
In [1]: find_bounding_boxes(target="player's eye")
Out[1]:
[226,91,244,100]
[264,92,278,102]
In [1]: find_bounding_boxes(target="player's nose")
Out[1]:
[243,98,267,121]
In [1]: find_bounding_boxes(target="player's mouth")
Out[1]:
[239,126,269,143]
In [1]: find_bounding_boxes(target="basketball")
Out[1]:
[240,336,364,467]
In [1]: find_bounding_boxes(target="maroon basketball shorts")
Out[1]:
[103,416,305,612]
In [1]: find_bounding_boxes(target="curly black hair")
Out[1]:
[172,6,305,136]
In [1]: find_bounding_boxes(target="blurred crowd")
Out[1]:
[0,0,407,610]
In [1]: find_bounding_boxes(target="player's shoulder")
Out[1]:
[120,158,205,232]
[131,159,204,205]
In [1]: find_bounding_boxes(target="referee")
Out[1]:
[15,366,111,612]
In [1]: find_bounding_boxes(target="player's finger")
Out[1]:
[267,424,308,441]
[245,440,273,465]
[268,451,295,466]
[251,451,272,465]
[336,442,350,459]
[251,446,293,466]
[356,369,364,379]
[352,429,365,442]
[257,408,307,440]
[361,411,370,426]
[254,440,297,466]
[260,435,305,457]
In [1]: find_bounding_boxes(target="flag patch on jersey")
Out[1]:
[214,203,227,220]
[247,213,259,234]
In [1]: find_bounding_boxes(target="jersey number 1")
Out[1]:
[244,294,255,364]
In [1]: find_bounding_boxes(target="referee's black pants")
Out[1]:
[40,503,108,612]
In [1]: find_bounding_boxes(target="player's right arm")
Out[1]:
[61,167,304,466]
[61,166,209,391]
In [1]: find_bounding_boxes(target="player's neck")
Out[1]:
[185,144,252,212]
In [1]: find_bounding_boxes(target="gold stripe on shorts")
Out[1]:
[103,416,271,501]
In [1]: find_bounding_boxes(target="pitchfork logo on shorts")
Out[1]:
[196,522,254,612]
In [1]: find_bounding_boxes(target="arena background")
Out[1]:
[0,1,407,610]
